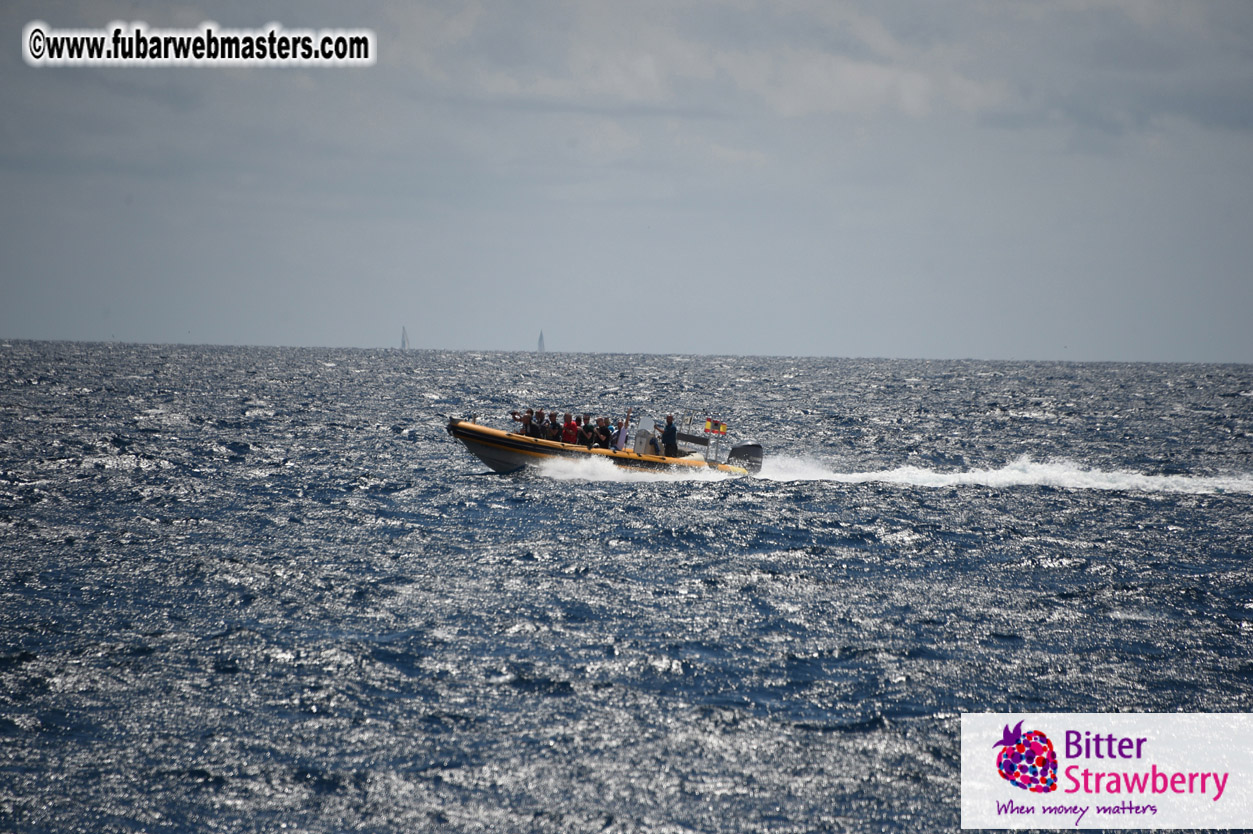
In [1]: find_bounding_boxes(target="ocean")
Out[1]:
[1,340,1251,832]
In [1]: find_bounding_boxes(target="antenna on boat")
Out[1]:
[615,407,632,450]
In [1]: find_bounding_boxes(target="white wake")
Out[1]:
[533,453,1253,494]
[536,456,732,483]
[756,454,1253,495]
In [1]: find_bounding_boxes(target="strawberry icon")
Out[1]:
[994,720,1058,793]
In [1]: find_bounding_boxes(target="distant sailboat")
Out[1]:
[537,331,545,353]
[401,327,410,350]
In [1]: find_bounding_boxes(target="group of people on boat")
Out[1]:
[509,409,678,456]
[509,409,619,447]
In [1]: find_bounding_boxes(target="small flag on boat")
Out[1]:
[703,418,727,435]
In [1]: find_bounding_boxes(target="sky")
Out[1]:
[2,1,1252,362]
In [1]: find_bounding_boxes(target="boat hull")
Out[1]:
[446,419,749,476]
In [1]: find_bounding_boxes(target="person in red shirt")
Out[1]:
[562,412,579,444]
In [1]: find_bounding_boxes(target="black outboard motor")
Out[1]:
[727,443,764,475]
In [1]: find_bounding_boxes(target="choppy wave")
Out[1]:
[758,454,1253,494]
[3,342,1252,834]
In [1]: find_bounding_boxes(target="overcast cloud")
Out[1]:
[2,0,1251,361]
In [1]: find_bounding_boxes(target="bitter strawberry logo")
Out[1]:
[994,720,1058,793]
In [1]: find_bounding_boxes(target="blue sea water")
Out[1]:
[1,340,1251,832]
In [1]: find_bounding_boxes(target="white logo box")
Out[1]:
[961,713,1253,829]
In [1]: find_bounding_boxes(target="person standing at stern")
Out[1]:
[660,414,678,457]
